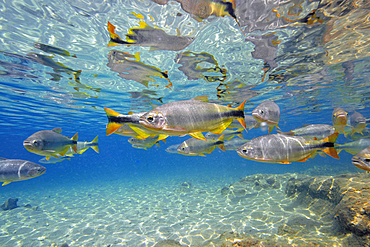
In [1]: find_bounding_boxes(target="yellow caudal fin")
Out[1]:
[90,145,99,154]
[2,181,11,186]
[107,21,123,47]
[235,99,247,130]
[106,123,123,136]
[189,131,206,141]
[89,135,99,153]
[322,147,339,159]
[91,135,98,144]
[322,132,339,144]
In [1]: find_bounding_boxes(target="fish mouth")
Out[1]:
[251,112,266,121]
[352,158,369,171]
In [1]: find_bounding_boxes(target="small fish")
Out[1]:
[39,156,69,164]
[0,158,46,186]
[252,100,280,133]
[224,136,249,151]
[237,132,339,164]
[139,96,247,141]
[104,107,168,141]
[107,50,171,88]
[281,124,336,140]
[177,134,225,156]
[107,21,194,51]
[72,135,99,155]
[335,138,370,155]
[332,107,348,134]
[351,146,370,172]
[349,111,367,135]
[128,135,165,150]
[23,128,78,160]
[205,128,243,141]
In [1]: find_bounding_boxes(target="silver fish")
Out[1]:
[283,124,336,140]
[0,158,46,186]
[352,146,370,172]
[349,111,367,135]
[237,133,339,164]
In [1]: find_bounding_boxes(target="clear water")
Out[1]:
[0,0,369,246]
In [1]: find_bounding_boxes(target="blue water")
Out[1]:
[1,0,370,246]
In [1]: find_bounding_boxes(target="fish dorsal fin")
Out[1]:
[52,127,62,133]
[192,95,209,102]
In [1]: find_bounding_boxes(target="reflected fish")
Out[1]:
[352,146,370,172]
[252,100,280,133]
[349,111,367,135]
[0,158,46,186]
[139,96,247,141]
[177,134,225,156]
[237,132,339,164]
[332,107,348,134]
[23,128,78,160]
[107,21,194,51]
[34,43,76,57]
[282,124,336,140]
[107,50,171,88]
[335,138,370,155]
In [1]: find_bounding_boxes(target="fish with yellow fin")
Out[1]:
[23,128,78,160]
[107,21,194,51]
[332,107,348,134]
[139,96,247,141]
[237,132,339,164]
[177,134,225,156]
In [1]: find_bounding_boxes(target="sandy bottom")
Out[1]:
[0,173,348,247]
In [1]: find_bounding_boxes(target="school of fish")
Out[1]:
[4,1,370,187]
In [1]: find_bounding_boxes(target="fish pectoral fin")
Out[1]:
[128,125,151,139]
[45,156,51,161]
[322,147,340,159]
[188,132,206,141]
[2,181,11,186]
[268,125,275,134]
[106,123,124,136]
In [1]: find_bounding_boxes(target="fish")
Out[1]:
[39,156,69,164]
[165,143,181,154]
[237,132,339,164]
[228,115,258,131]
[107,21,194,51]
[281,124,336,140]
[104,107,168,141]
[174,51,227,82]
[107,50,171,88]
[23,128,78,160]
[352,146,370,172]
[177,134,225,156]
[0,158,46,186]
[332,107,348,134]
[128,135,164,150]
[335,138,370,155]
[205,128,243,141]
[33,43,76,57]
[252,100,280,133]
[349,111,367,135]
[139,96,247,141]
[224,136,249,151]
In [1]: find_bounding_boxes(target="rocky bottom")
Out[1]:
[1,172,370,246]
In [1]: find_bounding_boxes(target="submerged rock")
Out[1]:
[1,198,18,210]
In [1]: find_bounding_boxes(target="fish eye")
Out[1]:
[147,116,154,122]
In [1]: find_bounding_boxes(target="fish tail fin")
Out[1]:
[323,132,339,144]
[107,21,126,47]
[235,99,247,130]
[322,147,340,159]
[237,134,244,139]
[90,145,100,154]
[106,123,124,136]
[91,135,99,144]
[71,133,78,142]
